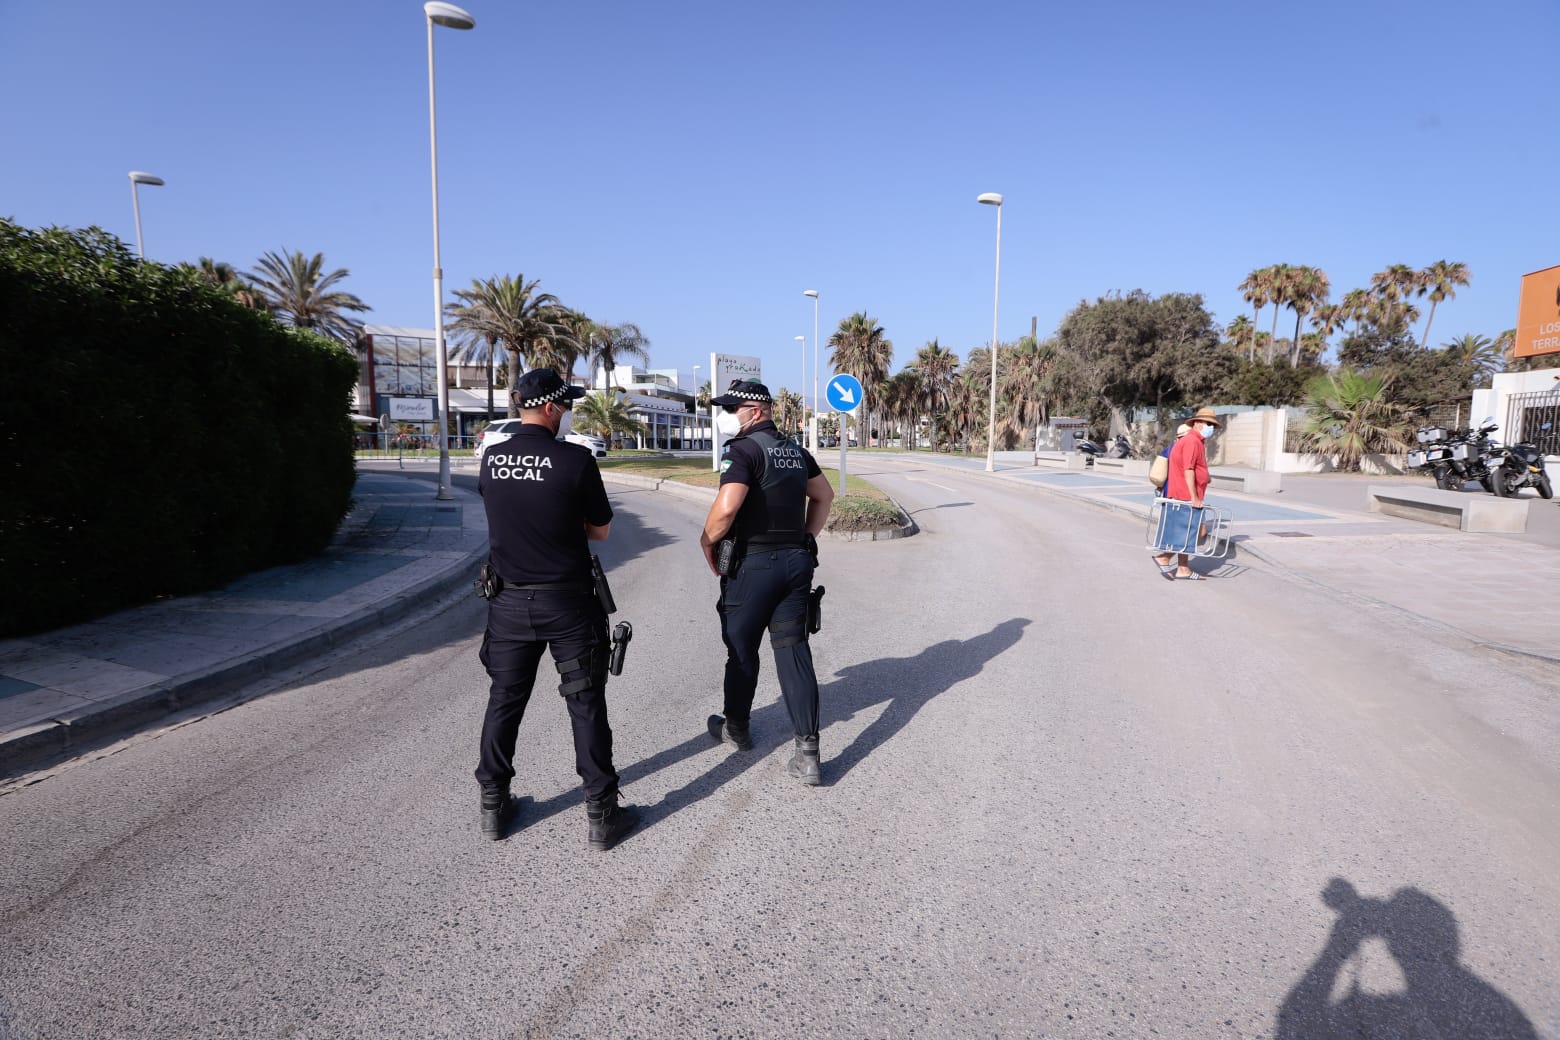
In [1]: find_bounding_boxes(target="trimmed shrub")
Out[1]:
[0,221,359,636]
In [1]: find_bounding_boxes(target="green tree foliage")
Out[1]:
[244,249,370,342]
[1338,325,1475,411]
[828,312,892,446]
[910,339,959,453]
[1219,359,1324,407]
[1053,290,1232,434]
[572,391,644,446]
[0,221,358,636]
[1300,368,1416,471]
[444,274,571,416]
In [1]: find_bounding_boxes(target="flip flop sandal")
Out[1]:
[1177,572,1207,581]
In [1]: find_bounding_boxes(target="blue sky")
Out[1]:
[4,0,1556,403]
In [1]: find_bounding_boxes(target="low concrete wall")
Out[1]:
[1367,484,1529,533]
[1034,451,1089,471]
[1208,467,1283,494]
[1092,457,1152,478]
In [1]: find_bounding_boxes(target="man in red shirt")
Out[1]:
[1154,407,1220,580]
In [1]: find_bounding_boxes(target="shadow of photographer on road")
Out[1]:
[1275,877,1536,1040]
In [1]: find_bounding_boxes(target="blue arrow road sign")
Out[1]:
[826,374,863,413]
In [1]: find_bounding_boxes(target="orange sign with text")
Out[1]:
[1514,265,1560,358]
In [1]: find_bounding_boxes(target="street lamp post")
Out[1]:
[794,335,806,434]
[424,1,474,502]
[977,193,1003,472]
[127,171,164,259]
[803,290,819,452]
[692,364,701,449]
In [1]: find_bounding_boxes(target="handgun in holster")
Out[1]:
[806,585,825,635]
[608,621,632,676]
[474,561,503,600]
[716,538,737,577]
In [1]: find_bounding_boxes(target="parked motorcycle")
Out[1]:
[1074,436,1102,465]
[1490,422,1554,499]
[1407,425,1459,490]
[1446,420,1502,493]
[1108,434,1135,459]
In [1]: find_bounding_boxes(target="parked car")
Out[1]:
[476,418,526,462]
[476,421,607,460]
[564,432,608,458]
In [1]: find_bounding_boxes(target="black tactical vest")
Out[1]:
[732,428,809,543]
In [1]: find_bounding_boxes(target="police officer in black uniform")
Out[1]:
[475,368,636,849]
[700,379,835,784]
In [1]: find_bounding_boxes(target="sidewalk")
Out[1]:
[865,451,1560,664]
[0,472,489,778]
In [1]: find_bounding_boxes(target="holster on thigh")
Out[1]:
[554,644,607,700]
[768,614,808,649]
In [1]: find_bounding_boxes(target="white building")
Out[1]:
[1473,366,1560,458]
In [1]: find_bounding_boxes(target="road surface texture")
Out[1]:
[1,460,1555,1039]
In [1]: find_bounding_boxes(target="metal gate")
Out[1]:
[1504,390,1560,457]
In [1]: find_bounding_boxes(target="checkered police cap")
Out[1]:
[709,379,773,407]
[513,369,586,409]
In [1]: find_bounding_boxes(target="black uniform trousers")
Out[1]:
[717,547,819,737]
[476,587,619,801]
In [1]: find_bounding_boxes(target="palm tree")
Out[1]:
[827,312,892,447]
[1238,270,1272,363]
[1224,315,1256,359]
[1265,263,1294,361]
[1370,263,1419,304]
[573,390,645,447]
[772,388,805,435]
[584,321,651,388]
[1443,332,1502,389]
[1000,335,1058,447]
[1286,266,1331,365]
[190,257,267,310]
[244,250,370,342]
[696,380,712,409]
[1300,368,1415,472]
[443,274,570,417]
[911,339,960,453]
[1417,260,1471,349]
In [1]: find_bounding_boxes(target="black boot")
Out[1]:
[586,794,638,851]
[786,735,820,786]
[480,787,515,841]
[707,714,753,751]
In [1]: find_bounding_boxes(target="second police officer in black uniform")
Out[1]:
[700,379,835,784]
[474,369,636,850]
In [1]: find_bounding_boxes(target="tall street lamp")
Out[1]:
[977,193,1003,472]
[692,364,701,449]
[803,289,819,451]
[425,1,474,501]
[794,335,806,433]
[127,171,164,259]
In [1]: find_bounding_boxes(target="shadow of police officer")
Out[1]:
[699,379,835,785]
[473,368,636,850]
[1276,877,1537,1039]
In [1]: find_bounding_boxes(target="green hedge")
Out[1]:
[0,221,359,637]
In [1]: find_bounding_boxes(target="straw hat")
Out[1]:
[1189,407,1222,428]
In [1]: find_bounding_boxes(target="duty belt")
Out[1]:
[504,580,593,593]
[745,534,805,547]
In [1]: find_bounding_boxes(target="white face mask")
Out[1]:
[1198,423,1215,440]
[555,405,574,438]
[715,408,745,438]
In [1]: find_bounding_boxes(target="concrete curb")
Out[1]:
[0,487,490,779]
[602,474,918,540]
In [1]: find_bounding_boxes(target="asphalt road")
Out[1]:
[1,461,1556,1039]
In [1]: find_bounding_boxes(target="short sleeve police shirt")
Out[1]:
[479,424,612,585]
[719,421,823,488]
